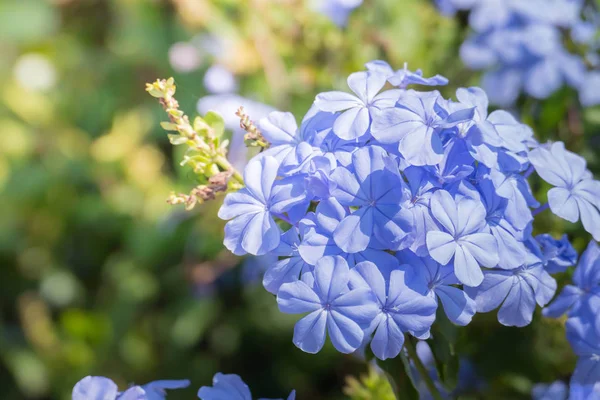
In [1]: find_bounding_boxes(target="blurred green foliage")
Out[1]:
[0,0,598,399]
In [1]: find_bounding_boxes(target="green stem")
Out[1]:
[404,335,444,400]
[214,156,244,185]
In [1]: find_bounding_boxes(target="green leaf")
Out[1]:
[204,111,226,138]
[376,354,419,400]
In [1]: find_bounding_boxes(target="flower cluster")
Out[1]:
[217,60,600,385]
[311,0,364,27]
[435,0,600,106]
[198,373,296,400]
[543,241,600,392]
[72,376,190,400]
[72,373,295,400]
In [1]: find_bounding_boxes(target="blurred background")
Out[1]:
[0,0,598,399]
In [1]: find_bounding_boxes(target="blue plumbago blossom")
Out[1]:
[399,249,476,326]
[72,376,190,400]
[365,60,449,89]
[465,253,556,327]
[535,234,577,274]
[277,255,380,354]
[529,142,600,241]
[531,381,568,400]
[426,189,499,287]
[310,0,363,27]
[315,71,398,140]
[544,241,600,322]
[218,156,306,255]
[436,0,599,106]
[217,62,600,385]
[566,317,600,385]
[371,90,475,166]
[328,145,413,253]
[348,260,437,360]
[198,373,295,400]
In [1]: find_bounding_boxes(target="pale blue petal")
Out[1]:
[399,125,443,166]
[349,261,386,305]
[243,156,279,203]
[430,190,459,235]
[460,232,499,268]
[265,257,312,294]
[347,71,387,103]
[576,198,600,242]
[467,270,513,312]
[573,356,600,385]
[198,373,252,400]
[258,111,299,145]
[331,287,380,324]
[371,107,423,144]
[453,244,484,287]
[330,167,367,205]
[241,211,281,256]
[333,107,370,140]
[327,310,364,353]
[573,241,600,290]
[498,278,536,327]
[218,190,264,220]
[313,255,350,302]
[548,187,579,223]
[370,315,405,360]
[543,285,582,318]
[436,285,476,326]
[333,207,374,253]
[292,310,327,354]
[426,231,456,265]
[315,91,362,112]
[270,176,308,214]
[277,280,322,313]
[72,376,118,400]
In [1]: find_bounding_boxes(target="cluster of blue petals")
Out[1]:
[218,61,600,386]
[198,373,295,400]
[72,374,295,400]
[435,0,600,106]
[72,376,190,400]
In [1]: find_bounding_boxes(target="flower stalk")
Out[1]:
[146,78,244,209]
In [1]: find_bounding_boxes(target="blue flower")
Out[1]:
[566,317,600,384]
[277,255,379,354]
[263,227,314,294]
[371,90,474,165]
[478,178,528,270]
[535,234,577,274]
[399,249,476,326]
[426,190,499,287]
[365,60,449,89]
[569,380,600,399]
[543,241,600,320]
[529,142,600,241]
[258,108,336,175]
[297,198,401,268]
[311,0,363,27]
[197,373,295,400]
[465,254,557,327]
[72,376,190,400]
[329,146,414,253]
[348,260,437,359]
[315,71,396,140]
[218,156,307,255]
[531,381,568,400]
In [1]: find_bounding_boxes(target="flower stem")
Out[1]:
[532,202,549,216]
[404,335,444,400]
[214,155,244,185]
